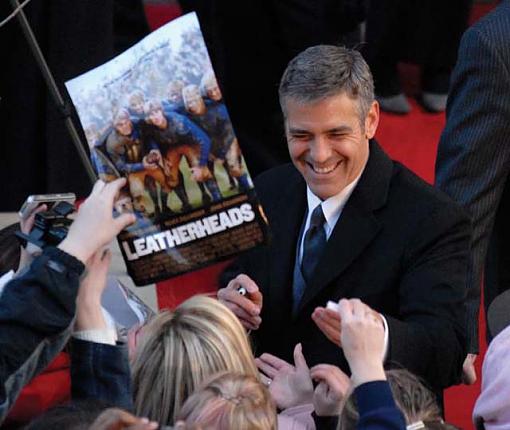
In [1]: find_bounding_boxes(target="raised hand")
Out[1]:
[311,364,351,416]
[337,299,386,387]
[255,343,313,410]
[217,274,263,330]
[58,179,136,264]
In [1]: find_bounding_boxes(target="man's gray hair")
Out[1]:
[279,45,375,121]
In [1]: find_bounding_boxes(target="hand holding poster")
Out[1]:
[66,13,269,285]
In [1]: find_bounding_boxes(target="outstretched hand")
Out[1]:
[311,364,351,417]
[58,179,136,264]
[255,343,313,410]
[312,306,342,346]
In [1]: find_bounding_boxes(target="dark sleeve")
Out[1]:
[435,25,510,353]
[70,339,133,411]
[0,247,84,423]
[355,381,406,430]
[386,204,470,390]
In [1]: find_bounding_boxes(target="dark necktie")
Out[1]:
[301,204,327,285]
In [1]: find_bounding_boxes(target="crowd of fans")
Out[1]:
[1,178,506,429]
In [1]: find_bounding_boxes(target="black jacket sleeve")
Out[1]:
[0,247,84,423]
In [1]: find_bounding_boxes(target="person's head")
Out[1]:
[340,369,445,430]
[113,109,133,136]
[129,90,146,114]
[167,80,185,104]
[474,324,510,430]
[183,85,206,115]
[177,372,277,430]
[144,100,167,129]
[131,295,258,425]
[200,72,222,102]
[279,45,379,200]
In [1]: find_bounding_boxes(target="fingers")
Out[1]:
[228,274,260,293]
[91,179,107,196]
[21,203,48,234]
[338,298,354,323]
[219,275,262,318]
[103,177,128,205]
[293,343,309,371]
[311,364,350,395]
[114,212,137,232]
[227,302,261,329]
[258,372,272,387]
[256,352,293,378]
[314,380,329,398]
[255,358,278,379]
[310,364,351,400]
[312,308,341,346]
[218,287,260,316]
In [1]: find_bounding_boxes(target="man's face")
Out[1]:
[184,91,206,115]
[284,93,379,200]
[149,109,166,128]
[168,89,182,104]
[130,100,144,114]
[115,118,133,136]
[205,82,222,101]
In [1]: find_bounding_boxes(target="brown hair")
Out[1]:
[339,369,442,430]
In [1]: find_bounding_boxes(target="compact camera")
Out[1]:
[16,193,76,249]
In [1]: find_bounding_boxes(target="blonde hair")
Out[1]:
[131,296,258,425]
[177,372,277,430]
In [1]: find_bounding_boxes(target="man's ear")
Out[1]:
[364,100,380,139]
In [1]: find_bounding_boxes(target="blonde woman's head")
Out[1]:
[177,372,277,430]
[131,295,258,425]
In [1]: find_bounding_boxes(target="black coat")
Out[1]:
[226,141,470,390]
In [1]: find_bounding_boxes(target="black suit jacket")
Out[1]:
[435,0,510,352]
[226,141,470,390]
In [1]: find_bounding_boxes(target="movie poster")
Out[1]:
[66,13,269,285]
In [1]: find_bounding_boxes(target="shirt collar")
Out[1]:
[306,171,363,232]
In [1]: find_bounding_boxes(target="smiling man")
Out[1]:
[218,45,470,391]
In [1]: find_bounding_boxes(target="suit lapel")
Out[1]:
[267,174,307,318]
[297,141,393,313]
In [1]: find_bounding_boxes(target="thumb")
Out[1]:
[294,343,309,371]
[114,213,137,233]
[314,380,328,398]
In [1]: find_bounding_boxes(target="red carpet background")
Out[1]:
[147,3,497,429]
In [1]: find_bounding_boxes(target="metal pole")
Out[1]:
[10,0,97,184]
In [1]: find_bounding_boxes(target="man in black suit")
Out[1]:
[219,45,470,391]
[435,1,510,384]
